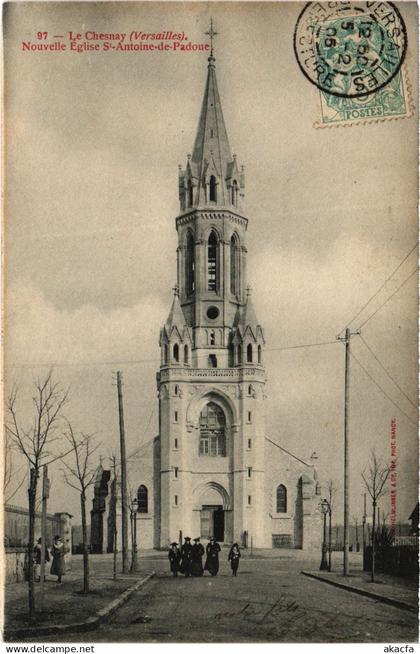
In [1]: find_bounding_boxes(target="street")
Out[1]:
[38,553,417,643]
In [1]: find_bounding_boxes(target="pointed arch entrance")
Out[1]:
[193,481,231,542]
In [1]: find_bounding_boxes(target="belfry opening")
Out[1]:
[85,23,321,555]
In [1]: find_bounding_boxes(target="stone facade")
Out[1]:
[92,49,321,552]
[137,49,320,550]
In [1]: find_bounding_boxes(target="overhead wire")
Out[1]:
[126,405,156,463]
[338,241,418,335]
[358,267,418,330]
[5,339,340,370]
[350,350,417,426]
[359,334,417,410]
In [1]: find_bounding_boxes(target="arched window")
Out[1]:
[230,233,240,296]
[185,231,195,296]
[208,354,217,368]
[207,231,218,291]
[163,344,168,365]
[188,180,193,207]
[237,344,242,365]
[276,485,287,513]
[247,343,253,363]
[210,330,216,345]
[184,344,189,365]
[228,342,234,367]
[199,402,226,457]
[231,180,239,207]
[258,344,262,364]
[137,485,148,513]
[209,175,217,202]
[174,385,179,396]
[173,343,179,362]
[248,385,253,396]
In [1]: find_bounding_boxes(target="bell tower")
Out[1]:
[157,23,267,548]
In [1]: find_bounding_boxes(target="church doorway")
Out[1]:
[200,505,225,541]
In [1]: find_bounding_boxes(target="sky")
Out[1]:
[4,1,418,525]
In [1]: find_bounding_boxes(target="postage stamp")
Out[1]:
[314,64,414,128]
[293,1,407,99]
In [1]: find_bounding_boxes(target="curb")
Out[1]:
[301,571,417,613]
[4,571,156,640]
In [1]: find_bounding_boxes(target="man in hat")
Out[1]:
[33,537,50,582]
[168,542,181,577]
[180,536,193,577]
[204,537,221,576]
[191,537,205,576]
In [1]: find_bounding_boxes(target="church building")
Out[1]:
[91,39,321,552]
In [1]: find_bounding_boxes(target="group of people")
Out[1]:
[33,535,66,583]
[168,537,241,577]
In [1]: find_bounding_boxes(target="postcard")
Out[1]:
[3,1,418,648]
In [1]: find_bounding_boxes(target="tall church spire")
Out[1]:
[179,21,244,210]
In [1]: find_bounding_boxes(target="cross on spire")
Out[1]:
[205,18,218,56]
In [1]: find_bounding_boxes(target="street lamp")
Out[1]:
[129,497,138,574]
[319,499,330,571]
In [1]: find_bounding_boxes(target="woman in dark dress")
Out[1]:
[190,537,205,576]
[204,537,221,576]
[179,537,193,576]
[50,535,65,583]
[168,542,181,577]
[228,542,241,576]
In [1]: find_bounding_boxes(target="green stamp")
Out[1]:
[316,66,413,128]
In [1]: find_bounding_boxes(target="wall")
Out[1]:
[5,548,26,584]
[265,442,321,549]
[5,505,70,549]
[124,437,157,550]
[4,506,73,583]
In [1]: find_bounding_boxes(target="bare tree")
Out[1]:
[61,424,101,594]
[4,430,27,505]
[5,372,69,618]
[361,450,392,582]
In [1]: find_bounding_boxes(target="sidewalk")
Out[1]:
[302,557,418,612]
[4,555,156,637]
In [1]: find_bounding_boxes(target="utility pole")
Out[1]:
[336,327,359,576]
[111,455,118,581]
[355,517,359,552]
[116,372,128,573]
[362,492,366,552]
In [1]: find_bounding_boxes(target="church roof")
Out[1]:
[164,290,186,333]
[191,53,232,205]
[241,293,259,332]
[233,290,264,341]
[265,437,312,468]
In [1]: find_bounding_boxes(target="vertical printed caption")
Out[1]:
[390,418,397,530]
